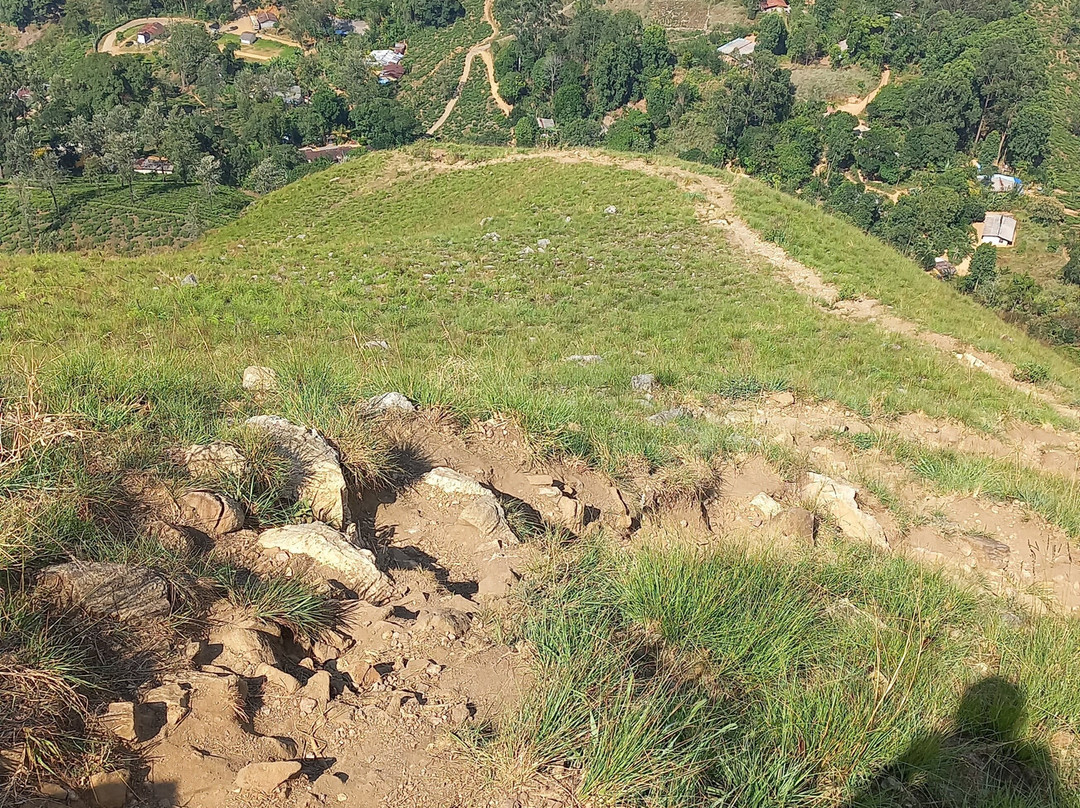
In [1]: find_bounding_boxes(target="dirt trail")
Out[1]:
[427,0,512,135]
[96,15,200,53]
[834,66,891,120]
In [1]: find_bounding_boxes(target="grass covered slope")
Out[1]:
[4,147,1080,457]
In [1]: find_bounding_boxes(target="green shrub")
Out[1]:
[1012,361,1051,385]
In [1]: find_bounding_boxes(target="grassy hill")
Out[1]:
[4,146,1080,806]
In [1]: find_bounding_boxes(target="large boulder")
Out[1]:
[257,523,392,603]
[37,562,170,622]
[245,415,350,529]
[800,473,887,549]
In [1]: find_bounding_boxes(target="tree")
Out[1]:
[1007,104,1051,166]
[962,243,997,292]
[853,126,901,183]
[245,158,287,194]
[901,124,958,171]
[351,98,418,149]
[286,0,335,40]
[1026,195,1065,226]
[499,72,527,104]
[786,17,821,64]
[591,37,640,111]
[560,118,602,146]
[515,115,539,146]
[310,86,348,137]
[162,108,201,181]
[553,82,586,122]
[1063,253,1080,286]
[645,76,675,127]
[165,23,218,88]
[641,25,674,78]
[605,108,653,151]
[823,111,858,170]
[196,154,221,208]
[758,14,787,55]
[32,149,63,216]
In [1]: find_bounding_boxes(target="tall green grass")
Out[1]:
[483,539,1080,806]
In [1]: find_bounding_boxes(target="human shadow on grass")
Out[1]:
[843,676,1074,808]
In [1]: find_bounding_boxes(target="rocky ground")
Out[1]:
[14,352,1080,807]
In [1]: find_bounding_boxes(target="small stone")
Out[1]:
[557,496,581,527]
[647,407,688,425]
[631,374,656,392]
[38,782,69,799]
[180,274,198,287]
[255,663,301,694]
[604,205,617,214]
[483,231,500,242]
[565,354,603,365]
[769,391,795,408]
[182,443,247,477]
[362,340,390,350]
[142,683,189,726]
[88,769,129,808]
[751,493,783,519]
[415,608,472,638]
[525,474,554,486]
[301,670,332,706]
[299,697,318,715]
[101,702,137,741]
[242,366,278,392]
[476,559,519,600]
[459,499,505,535]
[176,490,245,535]
[367,392,416,412]
[234,761,302,793]
[537,238,551,249]
[778,507,816,542]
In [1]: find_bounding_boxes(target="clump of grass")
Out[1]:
[639,448,721,510]
[717,374,776,400]
[203,564,340,638]
[1013,361,1052,385]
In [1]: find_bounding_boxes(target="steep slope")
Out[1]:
[4,146,1080,807]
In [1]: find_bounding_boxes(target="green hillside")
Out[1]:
[4,147,1080,806]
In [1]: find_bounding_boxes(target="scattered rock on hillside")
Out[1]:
[459,498,505,535]
[182,442,247,477]
[565,354,603,365]
[367,391,416,412]
[768,391,795,408]
[476,559,520,600]
[647,407,689,425]
[632,373,656,392]
[604,205,617,214]
[245,415,349,529]
[537,238,551,251]
[242,366,278,392]
[208,625,279,674]
[234,761,302,794]
[176,490,245,535]
[257,522,393,603]
[37,562,170,623]
[483,232,500,242]
[778,507,816,542]
[414,607,471,639]
[256,663,302,694]
[800,473,887,549]
[422,467,518,545]
[363,339,390,350]
[751,492,783,519]
[180,274,198,287]
[421,467,488,497]
[87,769,129,808]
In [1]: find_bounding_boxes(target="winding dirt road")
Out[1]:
[427,0,513,135]
[835,66,891,120]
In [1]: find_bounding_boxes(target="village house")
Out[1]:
[249,10,278,30]
[240,31,257,44]
[981,212,1018,247]
[133,156,174,175]
[369,48,405,67]
[379,62,406,82]
[137,22,165,44]
[718,36,756,60]
[989,173,1023,194]
[300,144,359,162]
[759,0,789,13]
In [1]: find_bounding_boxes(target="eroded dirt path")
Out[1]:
[427,0,512,135]
[834,66,891,120]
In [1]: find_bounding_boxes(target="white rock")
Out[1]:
[537,238,551,249]
[246,416,349,529]
[242,366,278,392]
[180,274,198,286]
[604,205,617,214]
[800,473,888,549]
[565,354,603,365]
[751,493,783,519]
[421,467,489,498]
[363,340,389,350]
[367,392,416,412]
[258,523,393,603]
[183,443,247,477]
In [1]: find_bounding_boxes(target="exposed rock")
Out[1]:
[208,625,278,674]
[101,702,138,742]
[483,231,500,242]
[768,391,796,408]
[647,407,689,425]
[631,373,656,392]
[176,490,245,535]
[537,238,551,250]
[245,415,349,529]
[256,663,302,694]
[459,498,505,535]
[800,473,887,549]
[421,467,488,497]
[962,532,1011,566]
[141,683,189,727]
[300,670,332,706]
[565,354,603,365]
[234,761,302,794]
[557,495,582,527]
[604,205,617,214]
[476,559,519,600]
[751,492,783,519]
[367,391,416,412]
[415,608,471,639]
[182,443,247,477]
[777,507,816,542]
[180,274,198,287]
[257,523,393,603]
[363,340,390,350]
[525,474,554,486]
[37,562,170,623]
[148,521,200,555]
[242,366,278,392]
[88,769,129,808]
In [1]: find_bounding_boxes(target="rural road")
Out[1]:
[96,16,199,53]
[427,0,513,135]
[835,66,891,119]
[97,14,300,58]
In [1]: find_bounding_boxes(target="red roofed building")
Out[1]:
[759,0,789,13]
